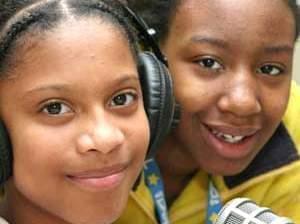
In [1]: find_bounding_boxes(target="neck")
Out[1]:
[156,133,198,207]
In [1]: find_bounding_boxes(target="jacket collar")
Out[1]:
[224,123,299,189]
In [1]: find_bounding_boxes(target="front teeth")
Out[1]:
[212,130,245,143]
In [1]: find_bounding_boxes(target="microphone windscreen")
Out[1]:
[215,198,294,224]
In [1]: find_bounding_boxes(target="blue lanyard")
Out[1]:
[144,159,222,224]
[144,158,170,224]
[206,178,223,224]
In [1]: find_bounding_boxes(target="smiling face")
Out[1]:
[162,0,296,175]
[0,18,149,224]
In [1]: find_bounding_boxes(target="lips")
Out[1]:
[201,123,261,159]
[67,164,128,191]
[211,129,245,143]
[207,125,259,144]
[206,124,260,136]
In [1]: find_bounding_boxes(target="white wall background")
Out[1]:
[293,41,300,84]
[293,0,299,83]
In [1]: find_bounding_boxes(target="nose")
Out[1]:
[217,72,262,117]
[76,114,125,155]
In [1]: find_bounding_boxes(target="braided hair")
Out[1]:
[0,0,139,76]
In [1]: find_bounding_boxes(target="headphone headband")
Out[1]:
[118,3,168,66]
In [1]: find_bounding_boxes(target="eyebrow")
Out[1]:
[263,45,294,55]
[26,84,67,94]
[190,36,294,55]
[23,74,140,97]
[190,36,229,49]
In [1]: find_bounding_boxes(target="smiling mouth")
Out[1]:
[211,129,246,143]
[67,165,128,191]
[206,125,257,144]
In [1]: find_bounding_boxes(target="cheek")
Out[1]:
[261,84,290,126]
[170,61,220,113]
[174,75,217,118]
[11,131,63,213]
[123,109,150,170]
[10,123,66,186]
[130,113,150,159]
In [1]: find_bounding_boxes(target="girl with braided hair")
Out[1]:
[0,0,152,223]
[117,0,300,223]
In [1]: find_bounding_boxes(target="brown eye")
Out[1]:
[42,101,71,115]
[198,57,223,71]
[258,64,283,76]
[110,92,137,107]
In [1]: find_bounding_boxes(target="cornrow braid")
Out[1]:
[0,0,40,28]
[0,0,61,73]
[0,0,139,77]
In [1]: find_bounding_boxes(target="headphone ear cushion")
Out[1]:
[0,121,12,185]
[138,52,175,159]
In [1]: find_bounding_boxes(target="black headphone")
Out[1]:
[0,1,180,185]
[121,4,180,152]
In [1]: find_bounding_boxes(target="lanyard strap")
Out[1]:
[206,178,223,224]
[144,159,222,224]
[144,158,170,224]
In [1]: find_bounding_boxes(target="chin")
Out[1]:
[205,160,251,176]
[62,192,128,224]
[69,206,124,224]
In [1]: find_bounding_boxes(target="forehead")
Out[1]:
[14,17,131,66]
[50,17,127,49]
[0,17,138,94]
[176,0,292,23]
[7,17,136,82]
[170,0,295,45]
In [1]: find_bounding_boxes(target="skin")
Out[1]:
[0,18,150,224]
[156,0,296,205]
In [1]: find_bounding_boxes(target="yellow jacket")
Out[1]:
[115,81,300,224]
